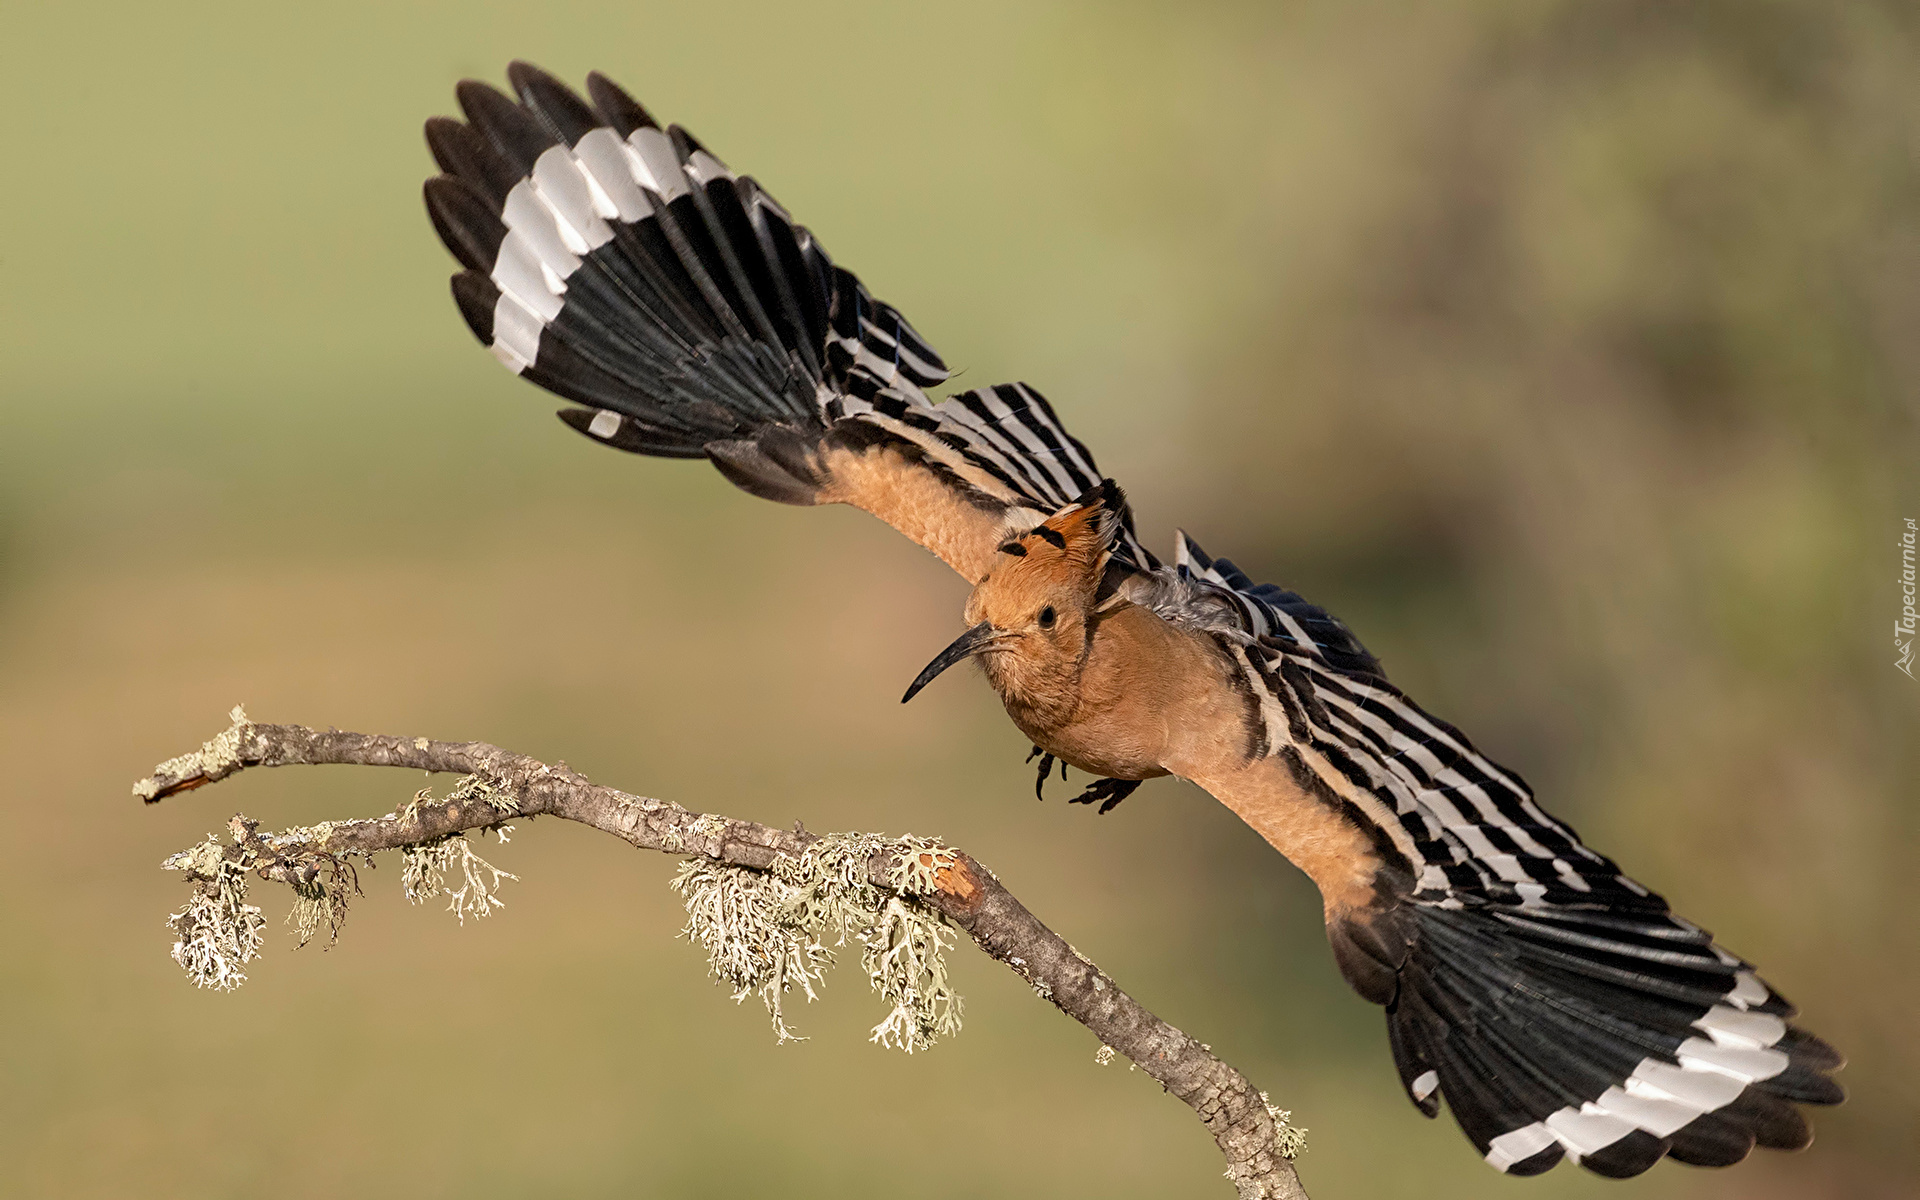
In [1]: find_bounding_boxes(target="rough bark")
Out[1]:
[138,716,1308,1200]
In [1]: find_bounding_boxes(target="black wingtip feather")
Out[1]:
[1724,1089,1813,1151]
[1579,1129,1671,1179]
[1385,1016,1441,1117]
[449,270,498,343]
[586,71,658,135]
[1764,1060,1847,1107]
[1503,1143,1567,1177]
[423,116,466,175]
[667,124,726,172]
[424,176,506,272]
[455,79,556,173]
[1668,1111,1757,1167]
[1780,1027,1846,1074]
[424,117,520,205]
[507,61,601,145]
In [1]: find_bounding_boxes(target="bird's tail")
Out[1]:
[1381,902,1843,1177]
[422,63,947,499]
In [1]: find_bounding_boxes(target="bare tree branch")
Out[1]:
[136,711,1309,1199]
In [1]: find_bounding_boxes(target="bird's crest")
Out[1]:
[996,480,1126,583]
[990,480,1121,602]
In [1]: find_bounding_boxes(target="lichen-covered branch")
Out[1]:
[137,711,1309,1200]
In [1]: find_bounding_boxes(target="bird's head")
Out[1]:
[902,481,1126,715]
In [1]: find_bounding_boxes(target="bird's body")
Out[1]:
[422,63,1842,1179]
[951,511,1389,917]
[1004,605,1237,785]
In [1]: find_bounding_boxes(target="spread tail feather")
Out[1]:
[1381,904,1842,1177]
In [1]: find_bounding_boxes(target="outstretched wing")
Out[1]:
[1164,535,1842,1177]
[823,381,1159,581]
[1169,533,1642,907]
[423,63,1150,583]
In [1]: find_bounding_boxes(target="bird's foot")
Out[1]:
[1028,745,1067,800]
[1068,777,1141,815]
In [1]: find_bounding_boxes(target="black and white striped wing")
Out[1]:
[833,381,1160,576]
[1176,538,1843,1176]
[426,67,946,456]
[1173,532,1662,906]
[424,64,1147,584]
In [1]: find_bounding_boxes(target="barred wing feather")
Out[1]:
[1167,530,1843,1176]
[424,63,1147,583]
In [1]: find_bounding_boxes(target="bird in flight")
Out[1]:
[422,63,1842,1178]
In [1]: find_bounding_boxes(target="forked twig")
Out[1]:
[138,710,1309,1199]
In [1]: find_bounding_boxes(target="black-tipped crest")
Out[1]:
[1031,478,1127,576]
[1052,479,1126,549]
[996,478,1129,569]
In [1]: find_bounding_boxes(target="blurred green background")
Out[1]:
[2,2,1915,1197]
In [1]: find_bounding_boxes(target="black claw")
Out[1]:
[1032,751,1056,801]
[1068,778,1142,815]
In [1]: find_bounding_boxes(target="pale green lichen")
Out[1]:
[134,705,252,801]
[1262,1092,1309,1159]
[672,832,964,1053]
[859,891,963,1052]
[393,775,519,924]
[250,820,371,949]
[401,832,517,924]
[163,835,263,991]
[162,773,525,985]
[671,859,831,1044]
[401,774,516,824]
[161,836,229,879]
[287,856,359,949]
[265,819,339,850]
[456,773,519,817]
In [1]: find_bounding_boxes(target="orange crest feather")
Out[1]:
[987,480,1126,604]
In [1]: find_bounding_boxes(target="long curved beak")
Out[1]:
[901,621,1006,703]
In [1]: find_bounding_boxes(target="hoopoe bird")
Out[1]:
[422,64,1842,1178]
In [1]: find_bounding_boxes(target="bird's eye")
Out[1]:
[1037,605,1057,629]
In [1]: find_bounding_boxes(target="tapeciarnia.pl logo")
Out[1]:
[1899,518,1917,679]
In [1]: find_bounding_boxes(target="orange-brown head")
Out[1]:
[901,482,1126,723]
